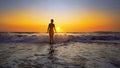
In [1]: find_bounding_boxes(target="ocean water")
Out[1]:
[0,32,120,43]
[0,32,120,68]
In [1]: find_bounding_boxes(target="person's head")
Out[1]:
[51,19,54,23]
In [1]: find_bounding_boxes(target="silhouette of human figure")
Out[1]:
[47,19,56,44]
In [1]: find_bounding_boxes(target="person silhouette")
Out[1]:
[47,19,56,44]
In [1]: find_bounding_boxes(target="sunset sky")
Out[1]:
[0,0,120,32]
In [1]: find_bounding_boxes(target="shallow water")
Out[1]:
[0,32,120,68]
[0,42,120,68]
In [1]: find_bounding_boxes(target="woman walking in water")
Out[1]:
[47,19,56,44]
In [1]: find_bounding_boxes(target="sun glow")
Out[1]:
[56,26,62,32]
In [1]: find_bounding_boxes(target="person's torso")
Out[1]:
[49,23,55,31]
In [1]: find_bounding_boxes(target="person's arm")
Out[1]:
[47,24,49,33]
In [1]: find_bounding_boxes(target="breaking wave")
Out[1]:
[0,32,120,43]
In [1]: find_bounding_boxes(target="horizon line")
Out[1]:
[0,31,120,33]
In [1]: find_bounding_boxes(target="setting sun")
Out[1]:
[56,26,62,32]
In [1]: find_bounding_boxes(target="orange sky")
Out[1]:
[0,10,119,32]
[0,0,120,32]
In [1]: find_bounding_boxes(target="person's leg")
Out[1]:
[49,32,54,44]
[51,35,53,43]
[49,32,52,44]
[51,33,54,44]
[49,31,54,44]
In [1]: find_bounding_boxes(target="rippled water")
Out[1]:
[0,32,120,68]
